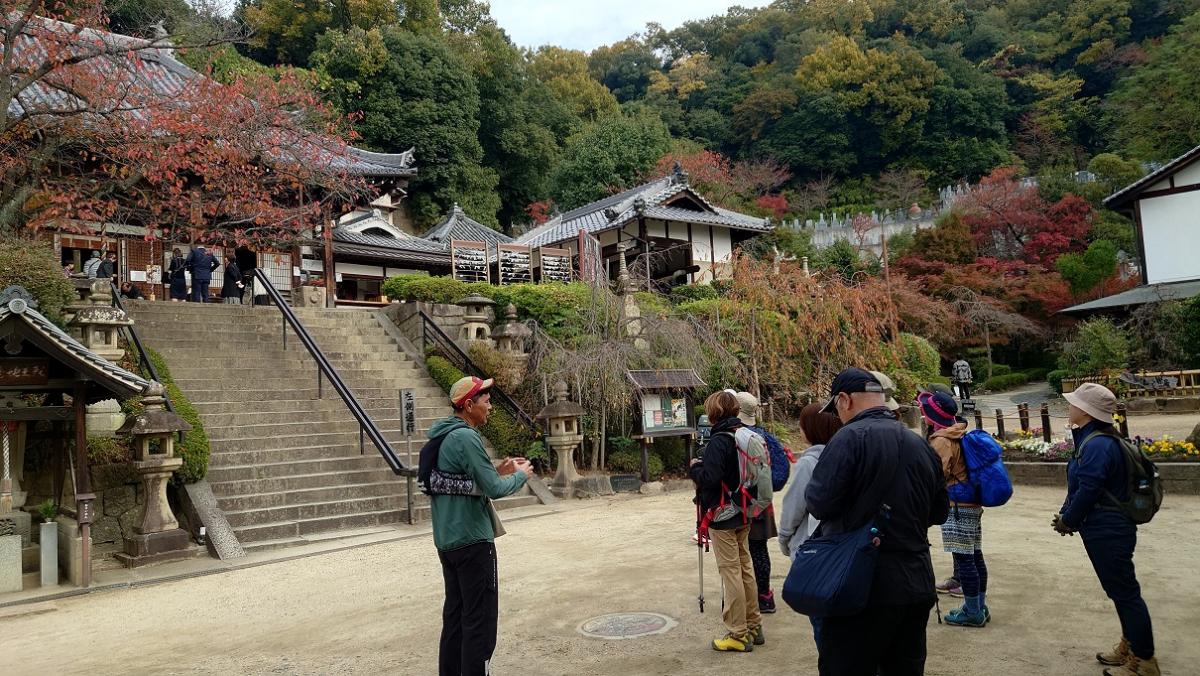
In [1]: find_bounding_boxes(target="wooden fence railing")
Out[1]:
[925,401,1130,442]
[1063,370,1200,398]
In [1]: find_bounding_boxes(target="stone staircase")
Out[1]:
[125,301,540,553]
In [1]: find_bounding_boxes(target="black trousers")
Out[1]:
[192,281,211,303]
[1083,528,1154,659]
[955,382,972,400]
[818,601,932,676]
[438,541,499,676]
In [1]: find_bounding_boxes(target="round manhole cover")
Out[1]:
[577,612,678,640]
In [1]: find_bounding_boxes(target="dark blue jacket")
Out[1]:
[186,250,219,282]
[689,416,745,530]
[1062,421,1130,531]
[806,407,948,605]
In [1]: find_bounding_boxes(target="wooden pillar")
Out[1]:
[1018,403,1030,432]
[994,409,1005,439]
[974,409,984,431]
[639,438,649,483]
[1117,403,1130,438]
[73,380,93,588]
[322,205,336,309]
[1040,403,1052,443]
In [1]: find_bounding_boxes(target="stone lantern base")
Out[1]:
[116,528,191,567]
[114,455,192,568]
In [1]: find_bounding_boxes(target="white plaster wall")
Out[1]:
[1172,162,1200,187]
[1140,192,1200,284]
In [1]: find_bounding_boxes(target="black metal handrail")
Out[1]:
[253,270,412,476]
[110,282,184,442]
[414,310,540,435]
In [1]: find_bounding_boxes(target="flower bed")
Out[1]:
[1000,430,1200,462]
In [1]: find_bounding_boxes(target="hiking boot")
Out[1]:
[944,606,988,628]
[712,632,753,652]
[749,625,765,646]
[1098,638,1132,666]
[1103,656,1160,676]
[936,577,963,597]
[758,591,777,614]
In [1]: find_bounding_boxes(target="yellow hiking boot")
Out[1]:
[712,632,753,652]
[1097,638,1131,666]
[1103,656,1160,676]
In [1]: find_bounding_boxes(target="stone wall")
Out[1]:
[1008,461,1200,495]
[386,301,494,354]
[88,463,147,548]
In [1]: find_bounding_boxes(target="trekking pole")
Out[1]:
[696,499,706,613]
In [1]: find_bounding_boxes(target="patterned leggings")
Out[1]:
[748,538,771,596]
[952,550,988,598]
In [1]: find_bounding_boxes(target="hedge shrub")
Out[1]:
[897,333,940,382]
[1020,367,1051,382]
[653,436,688,472]
[670,284,719,304]
[981,373,1030,392]
[1047,369,1068,394]
[146,349,210,484]
[0,237,75,326]
[1058,318,1130,377]
[607,448,663,479]
[425,355,536,458]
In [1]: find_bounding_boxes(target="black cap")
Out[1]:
[820,367,884,413]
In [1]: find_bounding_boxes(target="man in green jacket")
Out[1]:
[432,375,532,676]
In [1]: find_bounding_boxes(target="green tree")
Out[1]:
[589,38,661,103]
[313,27,500,227]
[550,109,672,209]
[456,27,570,227]
[1056,239,1119,295]
[529,46,620,123]
[241,0,400,66]
[1107,10,1200,160]
[1058,317,1130,376]
[908,212,978,264]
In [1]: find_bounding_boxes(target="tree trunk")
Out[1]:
[984,323,993,380]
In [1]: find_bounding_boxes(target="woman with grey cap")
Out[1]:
[1055,383,1158,676]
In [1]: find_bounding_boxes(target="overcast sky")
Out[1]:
[488,0,773,51]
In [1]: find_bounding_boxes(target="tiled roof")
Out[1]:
[331,226,450,266]
[516,173,769,249]
[1060,279,1200,314]
[5,16,415,179]
[422,204,513,247]
[0,285,150,399]
[626,369,707,391]
[1104,143,1200,209]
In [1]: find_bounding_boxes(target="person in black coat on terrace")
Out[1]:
[167,248,188,302]
[185,245,219,302]
[806,368,949,676]
[221,254,244,304]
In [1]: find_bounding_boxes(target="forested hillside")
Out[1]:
[122,0,1200,230]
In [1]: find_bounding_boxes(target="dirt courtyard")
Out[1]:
[2,485,1198,675]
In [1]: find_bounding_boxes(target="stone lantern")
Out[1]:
[115,382,192,565]
[69,280,133,362]
[491,305,531,356]
[457,294,495,345]
[536,381,585,495]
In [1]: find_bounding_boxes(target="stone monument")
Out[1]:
[456,294,495,347]
[114,382,193,566]
[69,280,133,362]
[536,381,585,498]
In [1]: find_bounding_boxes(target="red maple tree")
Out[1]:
[2,4,369,246]
[957,166,1092,264]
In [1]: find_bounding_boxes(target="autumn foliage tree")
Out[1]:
[2,4,369,246]
[956,166,1093,264]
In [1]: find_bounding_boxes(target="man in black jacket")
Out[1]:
[806,368,949,676]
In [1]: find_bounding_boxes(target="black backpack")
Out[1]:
[1078,430,1164,525]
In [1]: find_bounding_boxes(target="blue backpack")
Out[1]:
[751,425,791,491]
[948,429,1014,507]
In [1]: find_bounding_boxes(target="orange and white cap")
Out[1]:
[450,375,494,408]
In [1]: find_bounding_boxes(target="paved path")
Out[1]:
[971,382,1058,413]
[3,486,1199,675]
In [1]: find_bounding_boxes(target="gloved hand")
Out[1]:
[1051,512,1076,536]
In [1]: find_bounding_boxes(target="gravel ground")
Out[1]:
[2,485,1198,675]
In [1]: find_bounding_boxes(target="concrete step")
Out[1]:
[208,439,422,466]
[139,335,398,349]
[212,468,402,496]
[206,455,396,482]
[205,427,418,453]
[178,386,444,403]
[223,495,408,528]
[191,396,446,413]
[234,508,407,543]
[217,481,420,512]
[204,417,437,440]
[195,407,446,427]
[166,361,417,378]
